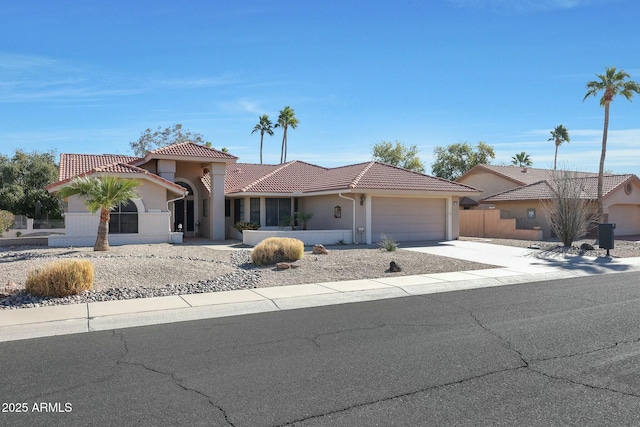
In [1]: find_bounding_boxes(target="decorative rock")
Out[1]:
[389,261,402,272]
[312,244,329,255]
[276,262,291,269]
[580,243,595,251]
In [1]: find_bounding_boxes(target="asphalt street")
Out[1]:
[2,271,640,426]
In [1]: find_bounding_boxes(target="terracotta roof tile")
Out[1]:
[145,141,237,160]
[482,175,635,202]
[458,164,599,186]
[48,161,187,195]
[58,153,139,181]
[219,161,480,195]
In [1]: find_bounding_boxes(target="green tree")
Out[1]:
[583,67,640,221]
[275,106,299,163]
[129,124,209,157]
[56,176,140,251]
[548,124,570,170]
[431,141,495,180]
[511,152,532,167]
[372,141,425,173]
[252,114,274,164]
[0,150,60,217]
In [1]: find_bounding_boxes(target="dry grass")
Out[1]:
[25,259,94,297]
[251,237,305,266]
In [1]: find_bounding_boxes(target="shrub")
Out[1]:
[232,222,260,234]
[252,237,304,266]
[0,210,15,236]
[378,233,398,251]
[26,259,94,297]
[16,231,22,237]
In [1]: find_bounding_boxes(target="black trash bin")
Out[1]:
[598,223,616,253]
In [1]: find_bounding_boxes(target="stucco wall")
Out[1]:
[457,170,522,202]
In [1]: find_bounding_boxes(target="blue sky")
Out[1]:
[1,0,639,175]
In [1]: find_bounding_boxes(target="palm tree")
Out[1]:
[251,114,274,164]
[57,176,140,251]
[583,67,640,221]
[548,124,570,170]
[511,152,532,167]
[275,106,299,163]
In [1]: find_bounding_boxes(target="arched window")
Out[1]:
[109,199,138,234]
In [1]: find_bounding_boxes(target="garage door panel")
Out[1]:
[608,205,640,236]
[372,197,445,242]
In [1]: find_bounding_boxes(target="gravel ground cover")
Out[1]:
[459,236,640,258]
[0,242,495,309]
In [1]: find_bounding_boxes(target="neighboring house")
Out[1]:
[456,164,598,208]
[46,142,481,247]
[480,174,640,238]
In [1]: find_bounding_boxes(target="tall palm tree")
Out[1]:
[511,152,532,167]
[548,124,570,170]
[251,115,274,164]
[584,67,640,221]
[57,176,140,251]
[275,106,299,163]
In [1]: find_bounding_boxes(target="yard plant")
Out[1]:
[26,259,94,297]
[252,237,304,266]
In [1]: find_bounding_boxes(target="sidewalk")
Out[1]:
[2,241,640,343]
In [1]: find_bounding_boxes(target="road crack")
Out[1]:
[113,330,236,426]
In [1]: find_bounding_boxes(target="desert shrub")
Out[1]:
[26,259,94,297]
[232,222,261,234]
[252,237,304,266]
[378,233,398,251]
[0,210,15,236]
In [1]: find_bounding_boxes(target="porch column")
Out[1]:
[365,194,372,244]
[446,197,453,240]
[209,163,226,240]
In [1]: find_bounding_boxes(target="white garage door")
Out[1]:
[608,204,640,236]
[371,197,446,242]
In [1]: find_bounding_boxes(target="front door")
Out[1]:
[174,182,195,237]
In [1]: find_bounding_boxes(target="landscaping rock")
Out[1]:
[312,244,329,255]
[580,243,595,251]
[389,261,402,272]
[276,262,291,269]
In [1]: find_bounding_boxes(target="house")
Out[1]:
[46,142,481,247]
[481,174,640,238]
[455,164,599,208]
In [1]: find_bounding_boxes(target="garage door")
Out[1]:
[608,204,640,236]
[371,197,446,242]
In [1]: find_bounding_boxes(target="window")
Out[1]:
[233,199,244,223]
[265,198,291,227]
[223,199,229,217]
[250,198,260,223]
[109,200,138,233]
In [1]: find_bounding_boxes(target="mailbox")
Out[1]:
[598,223,616,251]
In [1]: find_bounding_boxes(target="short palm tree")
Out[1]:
[57,176,140,251]
[548,124,570,170]
[511,152,532,167]
[251,114,274,164]
[275,106,299,163]
[584,67,640,221]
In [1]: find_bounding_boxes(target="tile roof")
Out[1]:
[58,153,139,181]
[482,175,636,202]
[458,164,599,186]
[142,141,237,161]
[215,161,480,195]
[48,160,188,195]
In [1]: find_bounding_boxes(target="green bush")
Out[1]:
[232,222,260,234]
[26,259,94,297]
[378,233,398,251]
[252,237,304,266]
